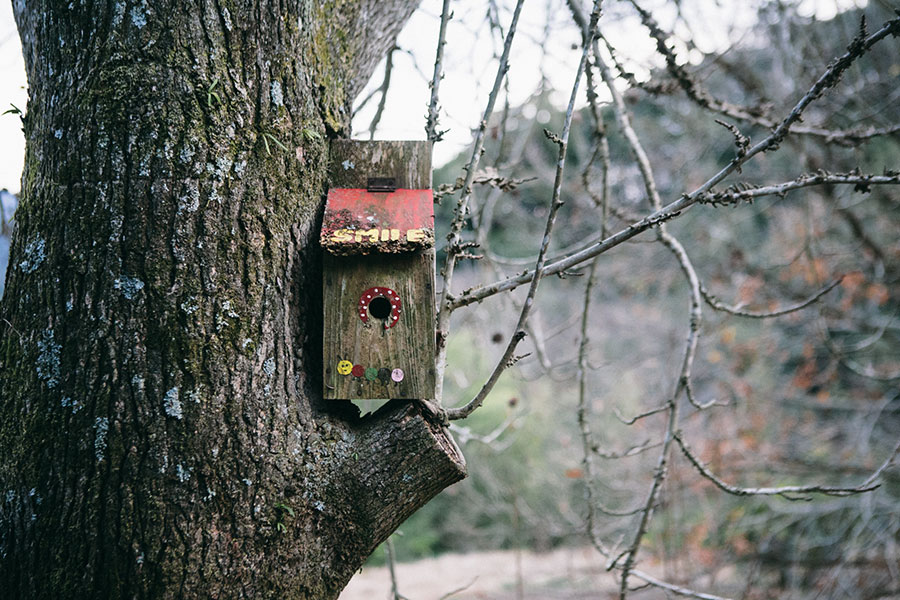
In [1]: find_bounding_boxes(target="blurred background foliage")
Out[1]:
[364,2,899,598]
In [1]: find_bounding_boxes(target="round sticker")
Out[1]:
[351,364,365,378]
[337,360,353,375]
[391,368,404,382]
[377,368,391,383]
[364,367,378,381]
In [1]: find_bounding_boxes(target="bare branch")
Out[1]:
[614,403,668,425]
[617,398,678,598]
[368,45,398,140]
[457,13,900,309]
[629,0,773,122]
[434,0,526,405]
[385,536,409,600]
[594,439,662,460]
[675,432,900,499]
[630,569,735,600]
[701,278,842,319]
[449,169,900,311]
[426,0,453,142]
[698,171,900,206]
[449,409,521,448]
[628,2,900,147]
[446,0,603,421]
[759,16,900,153]
[438,577,479,600]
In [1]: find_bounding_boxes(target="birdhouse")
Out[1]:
[321,140,436,400]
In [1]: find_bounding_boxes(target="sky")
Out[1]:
[0,0,863,194]
[0,0,27,193]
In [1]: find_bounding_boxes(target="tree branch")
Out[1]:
[674,432,899,500]
[434,0,526,405]
[701,278,842,319]
[426,0,453,142]
[445,0,603,421]
[449,16,900,310]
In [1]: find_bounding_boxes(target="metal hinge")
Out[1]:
[367,177,397,192]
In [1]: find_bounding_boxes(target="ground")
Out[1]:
[340,547,620,600]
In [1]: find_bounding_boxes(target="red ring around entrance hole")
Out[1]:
[358,286,402,329]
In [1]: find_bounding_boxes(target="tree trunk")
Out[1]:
[0,1,465,598]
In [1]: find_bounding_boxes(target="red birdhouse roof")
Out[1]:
[320,188,435,255]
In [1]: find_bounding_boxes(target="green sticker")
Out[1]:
[364,367,378,381]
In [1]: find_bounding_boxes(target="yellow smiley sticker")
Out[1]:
[337,360,353,375]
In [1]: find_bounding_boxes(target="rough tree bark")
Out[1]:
[0,1,465,598]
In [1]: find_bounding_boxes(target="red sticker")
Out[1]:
[351,364,365,378]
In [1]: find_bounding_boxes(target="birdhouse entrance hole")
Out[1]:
[368,296,392,320]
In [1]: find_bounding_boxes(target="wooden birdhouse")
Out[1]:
[321,140,436,400]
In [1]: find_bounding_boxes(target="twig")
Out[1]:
[697,171,900,206]
[449,16,900,310]
[616,391,679,598]
[575,19,614,546]
[595,439,662,460]
[659,232,712,411]
[630,569,734,600]
[385,536,408,600]
[426,0,453,142]
[368,45,398,141]
[701,278,842,319]
[674,432,900,499]
[434,0,526,406]
[449,409,521,447]
[614,403,668,425]
[445,0,602,422]
[577,256,608,551]
[629,0,771,123]
[438,577,478,600]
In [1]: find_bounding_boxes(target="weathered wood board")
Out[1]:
[322,251,436,399]
[329,140,432,189]
[322,140,435,400]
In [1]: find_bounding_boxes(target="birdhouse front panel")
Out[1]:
[322,141,435,400]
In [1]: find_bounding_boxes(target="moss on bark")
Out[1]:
[1,1,463,599]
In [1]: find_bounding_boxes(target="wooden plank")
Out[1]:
[323,251,436,399]
[329,140,432,189]
[324,140,436,400]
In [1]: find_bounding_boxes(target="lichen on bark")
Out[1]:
[0,1,463,598]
